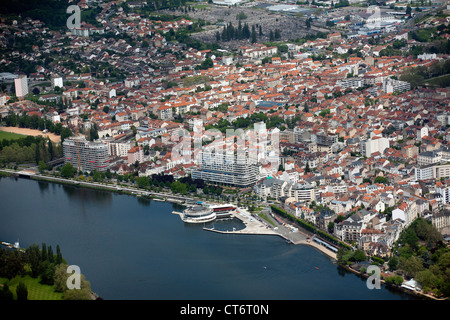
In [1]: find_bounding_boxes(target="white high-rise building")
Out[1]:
[360,136,389,157]
[52,76,64,88]
[63,137,109,172]
[192,152,259,187]
[14,75,28,98]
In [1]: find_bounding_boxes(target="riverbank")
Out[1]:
[1,172,436,300]
[338,264,444,301]
[0,169,440,300]
[1,169,342,262]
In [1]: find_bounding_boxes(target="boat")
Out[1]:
[1,240,21,251]
[154,198,166,202]
[182,205,216,224]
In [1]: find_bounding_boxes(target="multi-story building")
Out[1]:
[51,76,64,88]
[381,78,410,94]
[437,186,450,205]
[254,178,316,203]
[289,182,316,203]
[360,136,389,157]
[14,75,28,98]
[414,165,435,181]
[192,152,259,187]
[417,150,442,166]
[128,146,144,165]
[63,137,109,172]
[336,77,364,89]
[335,214,364,243]
[432,210,450,231]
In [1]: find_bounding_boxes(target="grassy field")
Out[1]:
[424,73,450,88]
[0,130,26,140]
[258,213,277,227]
[0,275,64,300]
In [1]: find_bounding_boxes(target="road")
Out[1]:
[1,168,193,203]
[398,4,447,33]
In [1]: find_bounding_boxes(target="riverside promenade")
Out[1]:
[4,168,337,261]
[203,208,338,261]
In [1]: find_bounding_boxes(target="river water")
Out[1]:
[0,176,417,300]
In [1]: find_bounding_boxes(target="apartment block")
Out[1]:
[14,75,28,98]
[192,152,259,187]
[128,146,144,165]
[360,136,389,157]
[63,137,109,172]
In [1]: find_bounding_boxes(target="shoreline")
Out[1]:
[0,170,442,300]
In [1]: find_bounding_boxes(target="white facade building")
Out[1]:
[52,76,64,88]
[361,137,389,157]
[14,75,28,98]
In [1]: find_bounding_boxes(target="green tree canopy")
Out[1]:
[61,162,76,178]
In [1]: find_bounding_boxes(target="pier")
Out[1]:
[201,208,338,260]
[203,210,279,237]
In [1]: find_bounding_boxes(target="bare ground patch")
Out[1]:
[0,127,61,143]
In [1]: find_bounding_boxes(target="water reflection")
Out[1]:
[61,184,113,206]
[136,196,151,207]
[0,177,422,300]
[37,181,49,194]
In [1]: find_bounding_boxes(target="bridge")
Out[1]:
[46,157,64,167]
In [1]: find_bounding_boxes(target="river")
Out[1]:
[0,176,417,300]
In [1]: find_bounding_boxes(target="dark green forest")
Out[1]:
[0,0,69,29]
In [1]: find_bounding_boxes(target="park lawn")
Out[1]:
[258,213,276,227]
[424,74,450,88]
[0,130,26,141]
[0,275,64,300]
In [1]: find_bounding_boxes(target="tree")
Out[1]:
[374,176,389,184]
[48,139,54,161]
[274,29,281,40]
[0,284,13,300]
[60,127,73,143]
[56,245,63,265]
[352,249,366,262]
[40,260,56,285]
[385,275,404,286]
[38,160,47,173]
[388,255,399,271]
[327,221,334,233]
[41,243,47,262]
[54,263,92,299]
[398,256,423,278]
[305,162,310,173]
[35,142,41,165]
[236,11,247,20]
[63,274,92,300]
[16,282,28,301]
[61,162,76,179]
[88,125,99,142]
[306,17,311,29]
[251,29,257,44]
[48,245,54,263]
[54,263,69,293]
[415,269,439,292]
[406,5,412,15]
[171,181,187,194]
[136,176,149,189]
[25,244,42,278]
[199,57,213,70]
